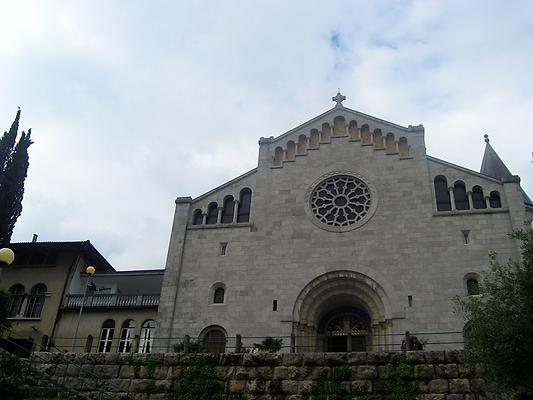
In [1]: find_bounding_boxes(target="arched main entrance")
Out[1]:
[318,307,371,352]
[292,271,392,352]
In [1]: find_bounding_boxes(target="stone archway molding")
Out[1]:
[292,270,394,325]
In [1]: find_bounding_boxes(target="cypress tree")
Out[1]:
[0,109,33,245]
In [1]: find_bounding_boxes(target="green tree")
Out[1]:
[0,109,32,245]
[455,221,533,399]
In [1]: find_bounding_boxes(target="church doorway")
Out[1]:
[318,308,371,352]
[292,271,392,352]
[200,325,227,354]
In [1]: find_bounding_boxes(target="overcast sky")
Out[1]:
[1,1,532,270]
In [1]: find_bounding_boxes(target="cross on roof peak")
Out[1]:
[332,91,346,107]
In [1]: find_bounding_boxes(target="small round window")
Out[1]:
[306,172,377,232]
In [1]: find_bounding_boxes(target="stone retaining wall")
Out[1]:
[25,351,505,400]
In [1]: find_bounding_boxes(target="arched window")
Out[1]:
[237,188,252,223]
[309,129,319,148]
[285,141,296,161]
[434,176,451,211]
[192,209,203,225]
[398,137,409,156]
[333,116,346,136]
[372,129,384,148]
[206,202,218,225]
[385,133,396,153]
[201,326,227,354]
[321,123,331,142]
[453,181,469,210]
[361,124,371,144]
[8,284,25,317]
[221,196,235,224]
[118,319,135,353]
[139,320,155,353]
[349,120,358,140]
[472,186,486,209]
[489,191,501,208]
[467,278,480,296]
[297,135,307,155]
[25,284,47,318]
[98,319,115,353]
[273,146,283,166]
[213,287,225,304]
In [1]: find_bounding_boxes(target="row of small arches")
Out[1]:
[273,116,410,166]
[434,176,502,211]
[192,188,252,225]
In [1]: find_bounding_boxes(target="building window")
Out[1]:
[8,284,25,317]
[219,242,228,256]
[434,176,451,211]
[311,175,371,227]
[453,181,469,210]
[192,209,203,225]
[139,320,155,353]
[237,188,252,223]
[489,191,502,208]
[206,202,218,224]
[466,278,480,295]
[221,196,235,223]
[24,284,47,318]
[118,319,135,353]
[98,319,115,353]
[213,287,225,304]
[462,230,470,245]
[472,186,486,209]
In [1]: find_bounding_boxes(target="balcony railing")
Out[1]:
[64,293,160,309]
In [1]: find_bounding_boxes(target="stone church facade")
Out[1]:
[156,94,532,353]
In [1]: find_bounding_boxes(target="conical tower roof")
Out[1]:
[480,135,532,206]
[480,135,513,180]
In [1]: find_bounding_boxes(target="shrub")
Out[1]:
[256,337,283,353]
[173,339,203,353]
[0,350,25,399]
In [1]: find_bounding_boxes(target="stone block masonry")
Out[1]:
[24,351,507,400]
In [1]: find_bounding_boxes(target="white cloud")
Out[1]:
[1,0,532,269]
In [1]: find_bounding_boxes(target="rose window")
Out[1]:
[310,175,371,227]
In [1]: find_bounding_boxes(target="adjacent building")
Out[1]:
[0,240,163,355]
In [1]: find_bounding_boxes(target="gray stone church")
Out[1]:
[156,94,532,353]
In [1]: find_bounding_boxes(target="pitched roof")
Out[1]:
[7,240,115,272]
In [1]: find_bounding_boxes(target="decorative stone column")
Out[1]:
[232,200,240,223]
[448,187,456,210]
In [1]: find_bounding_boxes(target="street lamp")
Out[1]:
[71,265,96,352]
[0,247,15,280]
